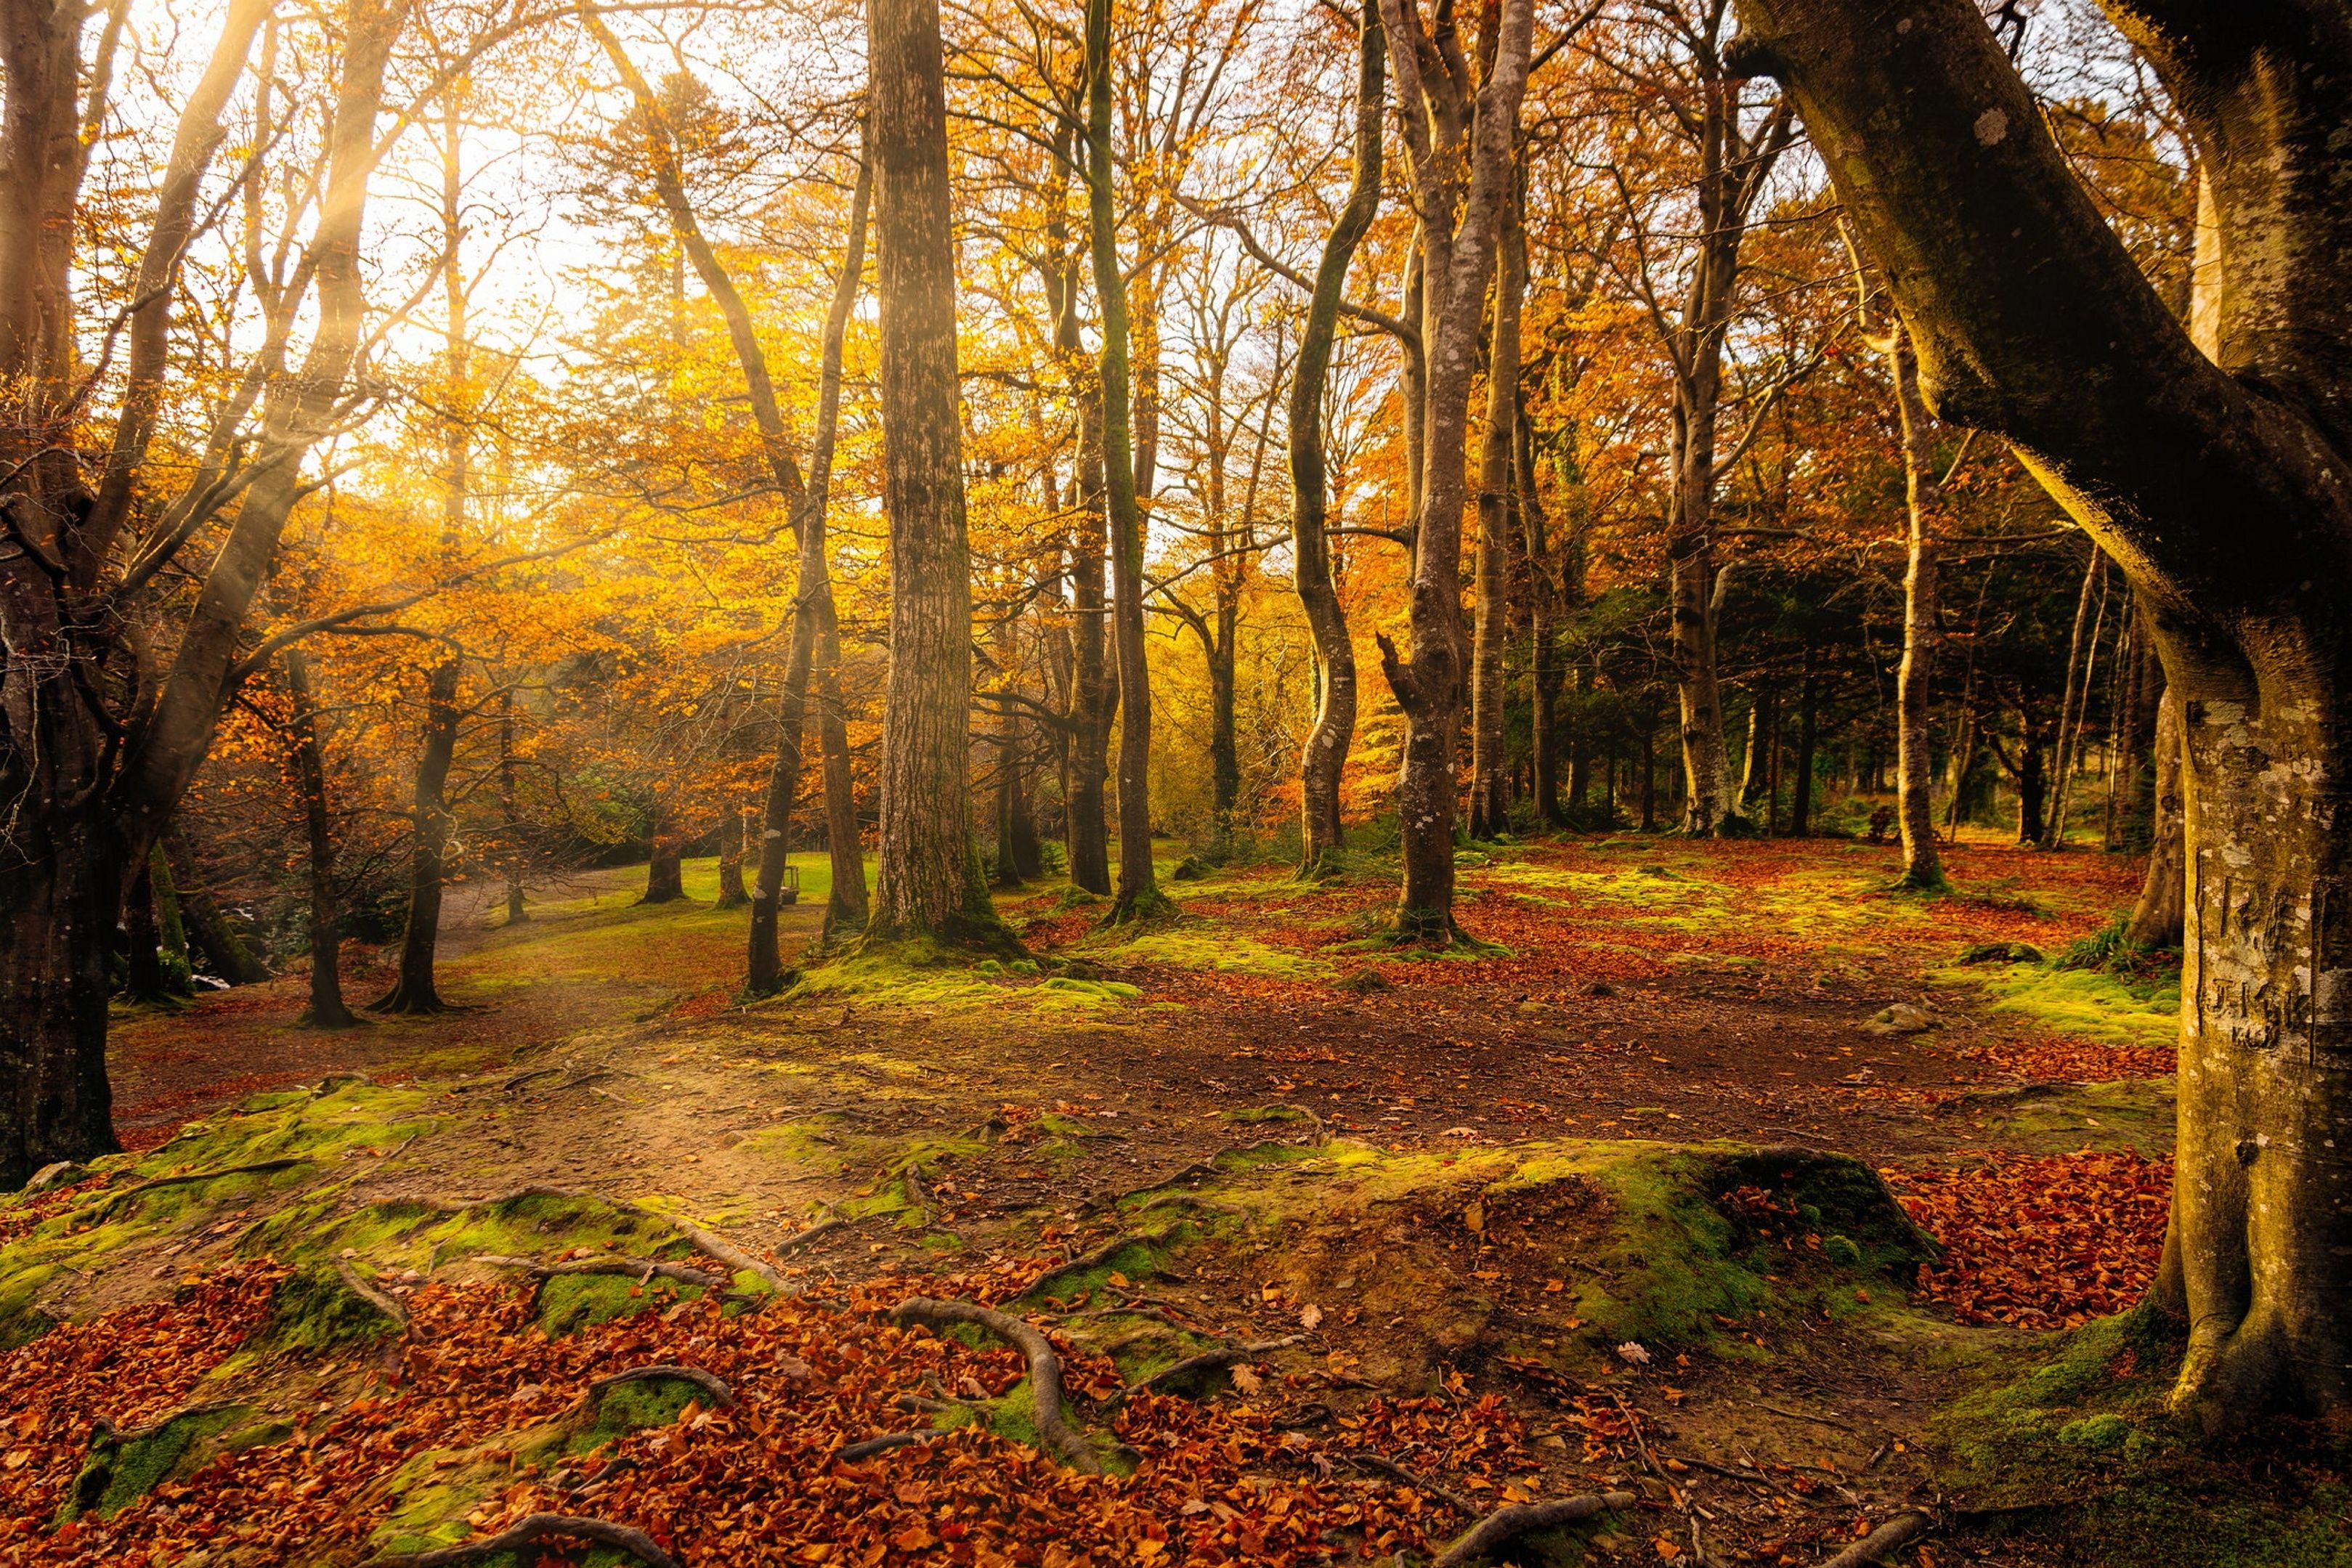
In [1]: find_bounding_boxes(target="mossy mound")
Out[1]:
[1932,1308,2352,1567]
[65,1403,254,1522]
[1931,961,2181,1049]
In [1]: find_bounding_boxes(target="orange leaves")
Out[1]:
[1883,1150,2171,1331]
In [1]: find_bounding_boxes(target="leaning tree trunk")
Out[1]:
[285,649,357,1028]
[1467,174,1526,842]
[1084,0,1172,925]
[1373,0,1535,942]
[375,657,461,1012]
[1732,0,2352,1426]
[865,0,1005,948]
[1290,0,1383,876]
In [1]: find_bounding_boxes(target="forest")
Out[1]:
[1,0,2347,1562]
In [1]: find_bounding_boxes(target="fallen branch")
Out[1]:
[370,1513,679,1568]
[838,1430,942,1462]
[1433,1491,1636,1568]
[1108,1334,1305,1407]
[633,1205,789,1292]
[1814,1510,1933,1568]
[470,1253,727,1291]
[889,1296,1102,1474]
[585,1364,734,1409]
[1345,1451,1477,1516]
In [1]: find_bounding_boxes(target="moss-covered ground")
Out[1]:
[1,831,2281,1566]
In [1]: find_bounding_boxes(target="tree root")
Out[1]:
[1108,1335,1305,1408]
[1097,1140,1299,1209]
[370,1513,679,1568]
[586,1365,734,1408]
[1021,1230,1167,1302]
[470,1254,728,1291]
[1343,1451,1477,1516]
[779,1209,851,1251]
[87,1158,311,1221]
[1814,1510,1932,1568]
[334,1259,410,1333]
[888,1296,1102,1474]
[1432,1491,1636,1568]
[838,1430,943,1462]
[632,1205,789,1292]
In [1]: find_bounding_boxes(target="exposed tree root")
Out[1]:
[1814,1510,1933,1568]
[370,1513,681,1568]
[334,1259,410,1333]
[1432,1490,1635,1568]
[88,1158,311,1221]
[838,1430,943,1462]
[470,1254,729,1291]
[1021,1230,1166,1302]
[632,1206,790,1292]
[1107,1335,1305,1408]
[888,1296,1103,1474]
[1342,1451,1476,1516]
[779,1208,851,1251]
[587,1364,734,1408]
[1098,1140,1301,1209]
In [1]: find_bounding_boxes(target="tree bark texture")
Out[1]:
[285,650,357,1029]
[1732,0,2352,1423]
[866,0,999,946]
[375,657,461,1012]
[1372,0,1535,941]
[1888,328,1945,887]
[1289,0,1383,874]
[2129,686,2186,950]
[166,828,268,986]
[1468,178,1526,841]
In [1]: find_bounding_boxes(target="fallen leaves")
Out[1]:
[1883,1150,2171,1330]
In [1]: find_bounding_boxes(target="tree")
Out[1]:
[1372,0,1536,941]
[866,0,1008,948]
[1730,0,2352,1426]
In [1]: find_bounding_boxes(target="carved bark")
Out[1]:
[1732,0,2352,1423]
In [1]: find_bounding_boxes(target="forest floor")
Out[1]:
[3,831,2343,1568]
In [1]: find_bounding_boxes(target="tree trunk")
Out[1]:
[1521,414,1563,829]
[1888,328,1945,887]
[1290,0,1382,876]
[2040,546,2104,849]
[123,858,166,1005]
[1374,0,1536,941]
[866,0,1002,947]
[1639,719,1657,832]
[748,153,872,986]
[716,805,749,909]
[498,690,528,923]
[166,829,267,986]
[2014,712,2048,847]
[1732,0,2352,1423]
[1788,647,1818,837]
[285,649,357,1029]
[1468,174,1525,842]
[2128,686,2186,949]
[375,657,461,1012]
[1084,0,1172,925]
[641,824,686,904]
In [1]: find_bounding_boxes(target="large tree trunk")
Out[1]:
[1290,0,1382,876]
[716,806,749,909]
[375,657,461,1012]
[865,0,1002,947]
[1519,408,1567,829]
[640,821,686,904]
[1084,0,1172,925]
[284,649,357,1029]
[1732,0,2352,1425]
[1374,0,1535,942]
[1468,176,1526,842]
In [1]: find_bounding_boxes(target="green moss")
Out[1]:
[235,1263,402,1364]
[66,1403,251,1520]
[1934,963,2181,1049]
[570,1371,709,1455]
[0,1262,62,1349]
[1111,927,1333,982]
[537,1272,700,1336]
[1963,1078,2178,1155]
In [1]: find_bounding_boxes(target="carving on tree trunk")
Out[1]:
[1732,0,2352,1424]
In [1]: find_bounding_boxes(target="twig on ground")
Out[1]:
[585,1364,734,1409]
[1756,1401,1860,1432]
[1344,1451,1478,1516]
[1814,1510,1933,1567]
[888,1296,1103,1474]
[1432,1492,1636,1568]
[370,1514,679,1568]
[838,1431,943,1462]
[470,1253,726,1291]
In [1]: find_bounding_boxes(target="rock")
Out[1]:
[1334,970,1390,995]
[1861,1002,1936,1036]
[1586,980,1616,997]
[25,1161,90,1193]
[1170,856,1210,882]
[1958,940,2043,964]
